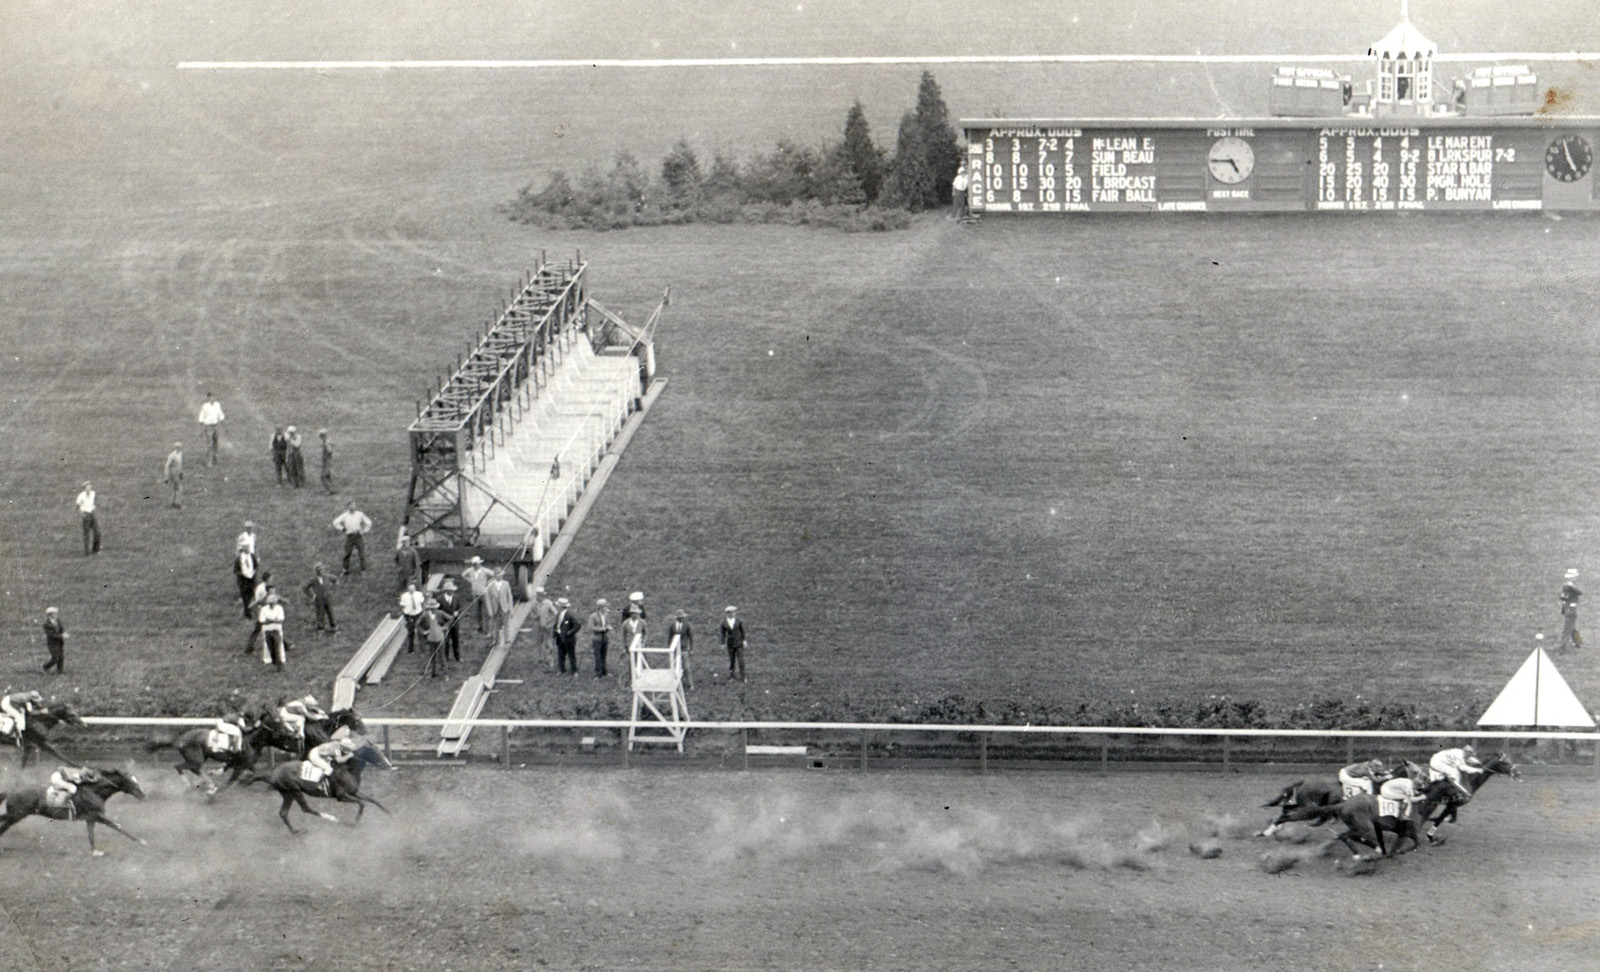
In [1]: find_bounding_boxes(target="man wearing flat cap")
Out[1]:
[720,606,747,682]
[588,598,613,677]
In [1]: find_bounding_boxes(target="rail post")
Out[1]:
[979,732,988,775]
[1223,735,1232,771]
[501,726,511,769]
[1100,735,1109,776]
[1345,735,1354,763]
[382,724,391,762]
[860,731,869,772]
[741,728,749,771]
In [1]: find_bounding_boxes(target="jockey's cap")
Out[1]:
[1462,744,1476,756]
[302,695,318,707]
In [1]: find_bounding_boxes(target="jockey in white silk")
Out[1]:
[1377,776,1421,820]
[1428,746,1483,798]
[279,695,327,744]
[46,765,97,808]
[0,690,43,737]
[210,713,245,753]
[303,737,358,786]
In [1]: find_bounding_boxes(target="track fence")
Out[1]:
[84,718,1600,776]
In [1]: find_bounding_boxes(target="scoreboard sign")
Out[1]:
[964,118,1599,213]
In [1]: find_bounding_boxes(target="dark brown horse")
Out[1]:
[1414,752,1520,842]
[301,709,366,754]
[0,768,147,856]
[2,701,87,768]
[246,734,393,833]
[146,716,301,796]
[1282,793,1424,859]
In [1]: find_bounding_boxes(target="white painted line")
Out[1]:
[176,53,1600,71]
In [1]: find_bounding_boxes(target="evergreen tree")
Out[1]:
[883,110,933,211]
[913,71,962,206]
[840,101,884,203]
[660,140,704,206]
[813,141,867,206]
[702,150,742,202]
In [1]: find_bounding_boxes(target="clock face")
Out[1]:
[1207,137,1256,184]
[1545,134,1593,183]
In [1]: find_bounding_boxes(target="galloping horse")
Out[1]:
[302,709,366,753]
[247,734,393,833]
[1282,793,1424,859]
[1,701,86,769]
[1259,760,1429,838]
[0,768,147,856]
[146,716,301,796]
[1414,752,1520,841]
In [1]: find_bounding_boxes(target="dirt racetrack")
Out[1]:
[0,760,1591,972]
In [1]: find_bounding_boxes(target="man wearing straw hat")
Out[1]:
[588,598,613,677]
[552,596,579,675]
[1558,569,1583,651]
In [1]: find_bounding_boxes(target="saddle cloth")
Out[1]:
[299,762,326,784]
[0,716,15,737]
[1378,797,1405,818]
[207,730,235,753]
[44,787,75,817]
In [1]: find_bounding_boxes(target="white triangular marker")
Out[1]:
[1477,649,1595,728]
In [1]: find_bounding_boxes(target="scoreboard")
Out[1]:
[963,118,1600,213]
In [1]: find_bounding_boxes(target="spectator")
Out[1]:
[245,570,273,653]
[621,607,646,656]
[330,501,372,575]
[485,572,514,646]
[162,442,184,508]
[436,578,464,663]
[41,607,68,675]
[75,481,101,556]
[461,556,493,634]
[236,520,258,557]
[395,536,422,593]
[303,563,337,634]
[285,427,306,489]
[588,598,613,677]
[258,591,287,670]
[421,598,447,677]
[399,581,426,654]
[233,541,259,619]
[270,427,290,485]
[533,586,558,668]
[951,162,969,220]
[720,605,747,682]
[668,609,693,689]
[317,429,336,494]
[1559,569,1583,651]
[552,596,580,675]
[197,393,225,465]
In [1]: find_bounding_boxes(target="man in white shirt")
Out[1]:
[197,393,225,465]
[236,520,258,557]
[258,592,287,670]
[460,556,494,633]
[330,502,373,575]
[75,481,101,555]
[399,581,426,654]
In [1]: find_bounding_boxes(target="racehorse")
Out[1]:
[246,733,393,833]
[1258,760,1429,837]
[146,715,301,796]
[1,701,86,769]
[1414,752,1520,841]
[301,708,366,753]
[1282,793,1424,859]
[0,767,147,856]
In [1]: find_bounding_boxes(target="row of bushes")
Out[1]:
[504,72,961,231]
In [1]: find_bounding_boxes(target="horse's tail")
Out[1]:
[1263,781,1303,808]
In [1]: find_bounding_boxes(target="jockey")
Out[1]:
[211,712,246,753]
[305,736,358,787]
[1337,757,1389,798]
[1429,745,1485,798]
[46,765,98,808]
[1377,775,1422,821]
[278,695,327,744]
[1,690,45,738]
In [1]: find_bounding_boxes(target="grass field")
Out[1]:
[2,1,1599,725]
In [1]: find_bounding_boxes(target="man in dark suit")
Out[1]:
[435,578,464,663]
[719,606,747,682]
[270,427,290,485]
[667,609,693,689]
[552,597,580,675]
[41,607,67,674]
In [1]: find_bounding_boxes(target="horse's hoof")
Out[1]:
[138,839,148,846]
[91,850,105,858]
[319,812,338,822]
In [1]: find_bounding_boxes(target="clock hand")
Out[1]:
[1564,142,1576,169]
[1228,158,1239,173]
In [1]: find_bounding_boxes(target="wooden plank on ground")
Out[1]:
[341,614,401,684]
[363,621,410,684]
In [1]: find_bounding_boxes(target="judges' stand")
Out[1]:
[628,631,690,752]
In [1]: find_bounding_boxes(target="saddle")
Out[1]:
[299,762,326,784]
[44,788,76,819]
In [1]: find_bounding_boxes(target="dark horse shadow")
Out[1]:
[245,734,394,833]
[0,767,147,856]
[146,714,301,797]
[1414,752,1520,842]
[3,702,87,769]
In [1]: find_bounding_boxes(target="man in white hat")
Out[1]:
[485,571,515,646]
[461,556,494,634]
[258,589,287,670]
[621,591,648,650]
[1559,569,1583,651]
[588,598,613,677]
[720,606,748,682]
[532,586,557,665]
[552,596,579,674]
[436,578,464,662]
